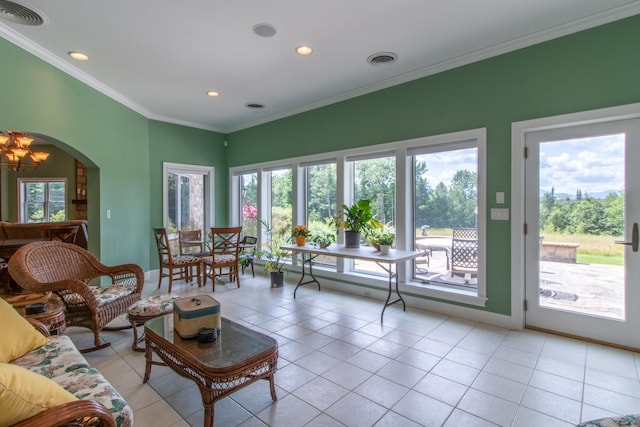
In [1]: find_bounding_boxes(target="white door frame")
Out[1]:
[510,102,640,331]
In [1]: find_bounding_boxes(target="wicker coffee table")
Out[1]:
[143,316,278,427]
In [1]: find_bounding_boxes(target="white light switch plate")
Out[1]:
[491,208,509,220]
[496,192,505,204]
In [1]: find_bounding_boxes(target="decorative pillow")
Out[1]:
[0,363,77,426]
[0,298,49,363]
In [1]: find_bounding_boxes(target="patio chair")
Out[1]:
[450,227,478,278]
[202,226,242,290]
[239,235,258,277]
[8,241,144,353]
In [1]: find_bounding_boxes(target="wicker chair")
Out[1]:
[202,226,242,290]
[153,227,202,292]
[8,241,144,353]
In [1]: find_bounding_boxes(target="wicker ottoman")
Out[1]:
[127,293,180,351]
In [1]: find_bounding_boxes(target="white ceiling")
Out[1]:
[2,0,640,133]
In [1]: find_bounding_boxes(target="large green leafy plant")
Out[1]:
[334,199,381,233]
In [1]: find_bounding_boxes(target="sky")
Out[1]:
[539,134,624,197]
[415,134,625,198]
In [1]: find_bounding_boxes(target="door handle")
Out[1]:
[615,222,638,252]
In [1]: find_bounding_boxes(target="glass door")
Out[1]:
[524,119,640,348]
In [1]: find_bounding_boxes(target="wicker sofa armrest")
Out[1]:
[10,399,116,427]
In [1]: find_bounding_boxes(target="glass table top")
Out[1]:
[145,316,277,369]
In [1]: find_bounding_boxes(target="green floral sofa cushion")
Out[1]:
[577,414,640,426]
[11,335,133,427]
[12,335,88,378]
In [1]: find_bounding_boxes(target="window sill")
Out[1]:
[403,281,487,307]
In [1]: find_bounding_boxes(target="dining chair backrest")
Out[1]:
[152,227,173,260]
[209,227,242,259]
[178,229,204,255]
[41,224,80,244]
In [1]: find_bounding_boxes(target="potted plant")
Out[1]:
[377,231,394,255]
[258,219,289,287]
[292,224,311,246]
[310,230,335,248]
[333,199,381,248]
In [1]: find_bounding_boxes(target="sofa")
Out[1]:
[0,297,132,427]
[0,220,88,249]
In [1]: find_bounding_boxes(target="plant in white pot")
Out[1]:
[333,199,381,248]
[377,231,394,255]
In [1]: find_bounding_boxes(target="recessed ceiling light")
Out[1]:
[206,91,220,97]
[295,45,313,56]
[68,51,89,61]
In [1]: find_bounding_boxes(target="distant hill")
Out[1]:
[540,189,621,200]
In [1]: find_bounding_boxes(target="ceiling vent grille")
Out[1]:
[367,52,398,66]
[0,0,44,25]
[245,103,265,109]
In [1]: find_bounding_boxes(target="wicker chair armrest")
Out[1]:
[103,263,145,293]
[27,318,51,337]
[10,399,116,427]
[51,279,101,309]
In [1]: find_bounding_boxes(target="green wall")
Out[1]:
[1,14,638,315]
[147,120,227,269]
[0,37,224,270]
[226,15,640,315]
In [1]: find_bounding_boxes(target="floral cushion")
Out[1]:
[91,283,136,306]
[577,415,640,426]
[12,336,88,379]
[127,293,180,317]
[162,255,201,265]
[53,366,132,427]
[11,335,133,427]
[202,254,236,265]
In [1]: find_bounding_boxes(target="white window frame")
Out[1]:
[18,178,67,223]
[162,162,214,236]
[228,128,487,307]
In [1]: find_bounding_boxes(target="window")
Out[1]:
[229,128,486,306]
[412,144,478,288]
[19,178,66,223]
[349,153,396,275]
[240,172,258,236]
[163,163,214,237]
[268,168,292,238]
[304,161,337,268]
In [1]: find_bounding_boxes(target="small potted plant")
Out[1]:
[333,199,381,248]
[292,224,311,246]
[258,219,289,287]
[377,231,394,255]
[310,230,335,248]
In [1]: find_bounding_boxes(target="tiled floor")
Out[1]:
[68,273,640,427]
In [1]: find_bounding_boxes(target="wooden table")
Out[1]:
[143,316,278,427]
[281,244,421,322]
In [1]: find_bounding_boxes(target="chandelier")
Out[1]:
[0,131,50,172]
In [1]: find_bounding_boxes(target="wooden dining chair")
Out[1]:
[178,229,207,255]
[202,226,242,290]
[153,227,202,292]
[41,224,80,244]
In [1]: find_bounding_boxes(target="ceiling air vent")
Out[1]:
[245,103,265,109]
[367,52,398,66]
[0,0,45,25]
